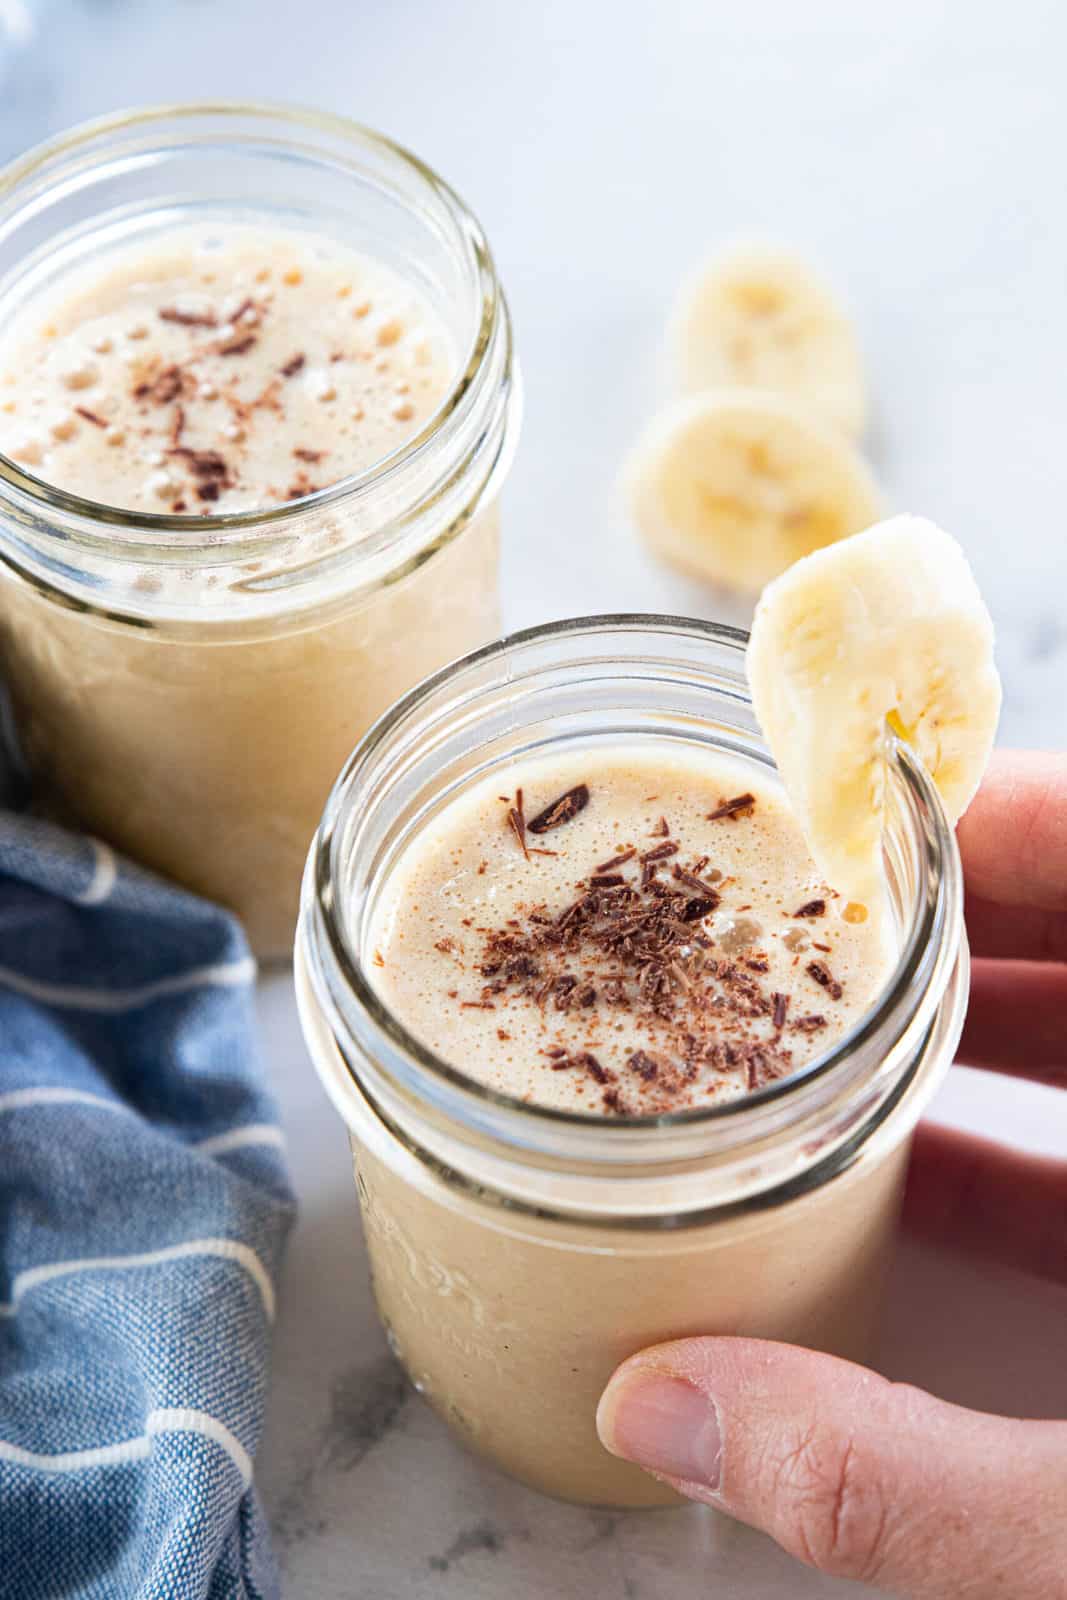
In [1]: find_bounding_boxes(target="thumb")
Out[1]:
[597,1338,1067,1598]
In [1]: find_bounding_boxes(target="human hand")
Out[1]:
[596,751,1067,1598]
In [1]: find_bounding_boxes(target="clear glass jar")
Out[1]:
[296,616,968,1507]
[0,105,519,959]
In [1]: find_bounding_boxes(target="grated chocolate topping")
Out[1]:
[456,809,801,1114]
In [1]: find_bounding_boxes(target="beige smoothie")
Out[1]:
[0,223,501,956]
[0,225,451,512]
[325,746,913,1505]
[370,748,895,1111]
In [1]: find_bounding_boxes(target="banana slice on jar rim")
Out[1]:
[671,240,868,439]
[746,514,1001,912]
[627,387,884,594]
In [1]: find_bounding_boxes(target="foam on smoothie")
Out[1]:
[0,224,454,514]
[368,746,897,1113]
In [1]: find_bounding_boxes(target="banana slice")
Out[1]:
[747,515,1001,907]
[628,388,883,593]
[672,242,867,438]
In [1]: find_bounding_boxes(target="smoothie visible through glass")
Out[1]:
[0,108,518,958]
[298,618,967,1507]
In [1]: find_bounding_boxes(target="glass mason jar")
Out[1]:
[296,616,967,1508]
[0,105,519,959]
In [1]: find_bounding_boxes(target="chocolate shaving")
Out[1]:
[589,873,625,888]
[745,1047,788,1093]
[159,305,218,327]
[672,863,721,900]
[628,1050,659,1081]
[640,840,679,863]
[772,992,790,1029]
[581,1053,609,1084]
[293,447,323,463]
[792,899,827,919]
[134,365,183,405]
[707,793,756,821]
[218,333,257,357]
[507,788,528,860]
[547,1048,610,1086]
[552,974,579,1011]
[285,473,319,500]
[806,961,843,1000]
[169,447,229,480]
[280,353,306,378]
[74,406,106,428]
[527,784,590,834]
[595,848,636,873]
[651,816,670,837]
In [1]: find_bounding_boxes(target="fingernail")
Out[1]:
[597,1369,722,1490]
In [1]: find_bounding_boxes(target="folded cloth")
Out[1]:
[0,810,295,1599]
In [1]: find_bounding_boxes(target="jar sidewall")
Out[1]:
[296,933,968,1244]
[0,486,506,644]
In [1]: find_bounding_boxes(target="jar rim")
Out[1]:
[301,613,965,1146]
[0,100,508,556]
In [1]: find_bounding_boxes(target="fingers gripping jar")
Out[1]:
[0,106,519,958]
[296,617,968,1508]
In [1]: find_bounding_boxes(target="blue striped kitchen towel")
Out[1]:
[0,809,295,1599]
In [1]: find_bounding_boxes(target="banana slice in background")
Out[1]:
[628,388,883,593]
[672,241,868,438]
[747,515,1001,908]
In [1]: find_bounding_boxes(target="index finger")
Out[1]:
[957,750,1067,912]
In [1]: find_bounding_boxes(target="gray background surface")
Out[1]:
[2,4,1064,1596]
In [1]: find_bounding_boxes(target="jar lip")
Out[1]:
[304,612,964,1136]
[0,100,505,553]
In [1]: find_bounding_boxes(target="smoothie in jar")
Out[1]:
[297,614,970,1506]
[0,107,518,958]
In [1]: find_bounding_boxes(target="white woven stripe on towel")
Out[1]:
[0,955,257,1012]
[195,1124,287,1157]
[72,840,117,906]
[0,1088,130,1119]
[0,1092,285,1165]
[0,1408,253,1485]
[0,1238,276,1321]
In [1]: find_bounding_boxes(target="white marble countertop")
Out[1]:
[3,3,1066,1594]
